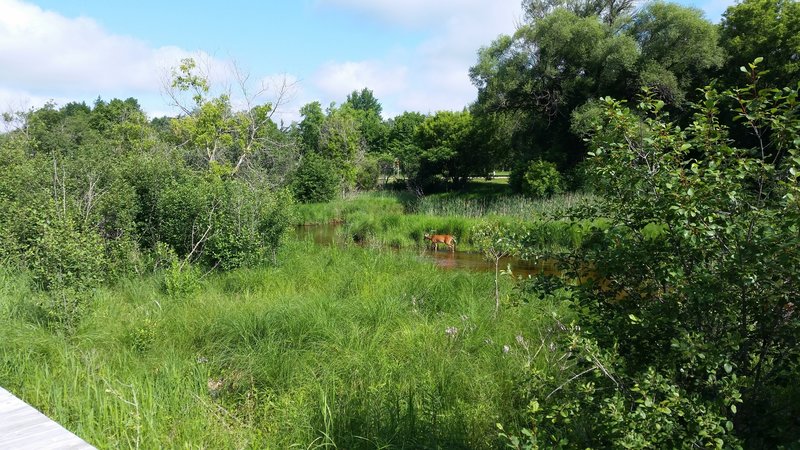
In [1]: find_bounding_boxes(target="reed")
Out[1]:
[415,191,599,220]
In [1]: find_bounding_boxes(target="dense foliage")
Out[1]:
[507,63,800,448]
[290,153,340,203]
[468,0,797,179]
[0,67,297,329]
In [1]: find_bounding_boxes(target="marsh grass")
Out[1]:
[295,192,409,225]
[415,192,598,220]
[0,241,571,448]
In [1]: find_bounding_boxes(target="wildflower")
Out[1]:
[503,345,511,354]
[445,326,459,337]
[516,335,526,346]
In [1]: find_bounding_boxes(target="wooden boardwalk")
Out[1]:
[0,387,95,450]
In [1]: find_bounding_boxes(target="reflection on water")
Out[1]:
[296,223,340,246]
[296,223,562,277]
[425,250,562,278]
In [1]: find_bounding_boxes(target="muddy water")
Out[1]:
[296,223,562,278]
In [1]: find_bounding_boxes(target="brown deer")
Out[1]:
[424,233,457,252]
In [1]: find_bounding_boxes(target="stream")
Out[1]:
[296,223,562,278]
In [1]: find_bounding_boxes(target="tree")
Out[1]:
[386,111,426,192]
[400,110,477,192]
[90,97,150,149]
[290,153,339,203]
[470,9,637,167]
[509,160,564,197]
[298,101,325,154]
[632,2,725,105]
[472,221,521,316]
[167,58,294,177]
[345,87,382,116]
[719,0,800,89]
[523,0,635,24]
[318,103,367,190]
[345,88,388,153]
[387,111,425,155]
[470,2,723,172]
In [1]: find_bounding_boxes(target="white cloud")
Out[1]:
[0,0,524,121]
[313,60,408,101]
[317,0,511,28]
[311,0,523,116]
[0,0,224,116]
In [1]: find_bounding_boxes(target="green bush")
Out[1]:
[291,153,340,203]
[25,212,108,292]
[510,160,564,198]
[155,174,294,270]
[501,328,736,449]
[355,156,380,191]
[511,65,800,447]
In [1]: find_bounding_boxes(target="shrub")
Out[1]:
[517,64,800,446]
[156,174,294,270]
[25,212,108,292]
[291,153,339,203]
[510,160,564,198]
[355,156,380,191]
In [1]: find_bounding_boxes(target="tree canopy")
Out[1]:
[470,1,723,175]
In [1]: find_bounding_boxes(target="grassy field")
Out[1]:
[0,240,571,449]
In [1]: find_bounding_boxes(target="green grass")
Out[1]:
[416,191,598,220]
[0,242,571,449]
[295,191,409,225]
[296,190,597,223]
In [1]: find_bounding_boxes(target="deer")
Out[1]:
[424,233,457,252]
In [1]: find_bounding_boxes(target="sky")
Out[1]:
[0,0,737,124]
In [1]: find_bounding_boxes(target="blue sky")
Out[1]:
[0,0,736,123]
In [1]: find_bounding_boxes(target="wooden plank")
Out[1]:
[0,387,95,450]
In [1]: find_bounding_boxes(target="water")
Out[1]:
[296,223,562,278]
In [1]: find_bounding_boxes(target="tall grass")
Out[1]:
[415,192,598,220]
[296,191,598,225]
[0,242,571,449]
[295,192,408,225]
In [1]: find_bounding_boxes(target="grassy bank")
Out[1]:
[295,192,408,226]
[0,240,570,449]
